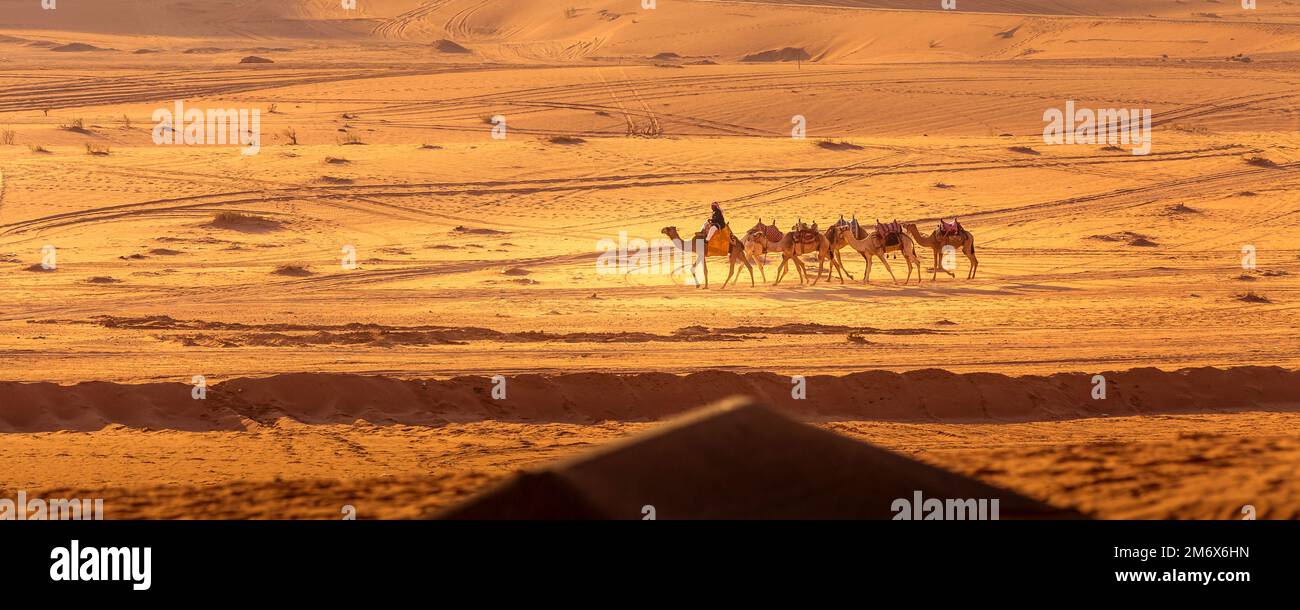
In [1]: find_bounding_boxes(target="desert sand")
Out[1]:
[1,0,1298,518]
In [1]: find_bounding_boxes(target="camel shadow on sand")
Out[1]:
[735,279,1078,304]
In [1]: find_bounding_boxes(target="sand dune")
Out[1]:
[4,0,1300,63]
[2,366,1296,432]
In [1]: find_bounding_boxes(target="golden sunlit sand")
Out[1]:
[1,0,1298,518]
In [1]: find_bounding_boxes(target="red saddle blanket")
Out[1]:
[875,220,902,243]
[939,219,964,236]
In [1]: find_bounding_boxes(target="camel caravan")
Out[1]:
[658,205,978,289]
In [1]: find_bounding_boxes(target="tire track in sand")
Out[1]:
[372,0,457,39]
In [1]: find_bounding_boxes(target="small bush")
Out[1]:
[816,139,863,151]
[271,264,314,277]
[1236,291,1271,304]
[60,118,89,133]
[212,211,262,224]
[547,135,585,145]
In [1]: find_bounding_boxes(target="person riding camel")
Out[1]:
[702,202,727,241]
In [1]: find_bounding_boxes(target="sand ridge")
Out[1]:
[2,366,1297,433]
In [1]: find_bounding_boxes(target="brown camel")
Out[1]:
[740,218,780,284]
[821,217,860,282]
[904,221,978,280]
[833,220,921,284]
[748,218,847,284]
[660,225,757,289]
[771,219,842,286]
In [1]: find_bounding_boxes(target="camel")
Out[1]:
[740,218,781,284]
[769,219,845,286]
[904,220,978,280]
[742,219,837,286]
[831,219,921,284]
[821,216,859,283]
[660,225,758,289]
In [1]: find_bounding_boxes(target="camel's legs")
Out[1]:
[773,256,789,285]
[904,249,918,284]
[964,239,978,279]
[747,245,767,284]
[811,252,826,286]
[685,251,702,287]
[830,251,848,284]
[899,247,920,283]
[832,247,852,283]
[930,248,941,281]
[823,248,844,283]
[721,256,736,289]
[876,252,898,283]
[740,251,757,287]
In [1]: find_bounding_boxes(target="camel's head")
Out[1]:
[660,226,676,237]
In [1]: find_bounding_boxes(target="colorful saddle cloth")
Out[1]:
[705,226,734,256]
[875,219,903,247]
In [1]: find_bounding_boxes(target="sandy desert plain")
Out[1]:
[1,0,1299,519]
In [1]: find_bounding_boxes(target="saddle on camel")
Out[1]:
[791,218,821,247]
[703,224,735,256]
[938,218,965,237]
[755,219,783,244]
[875,219,904,247]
